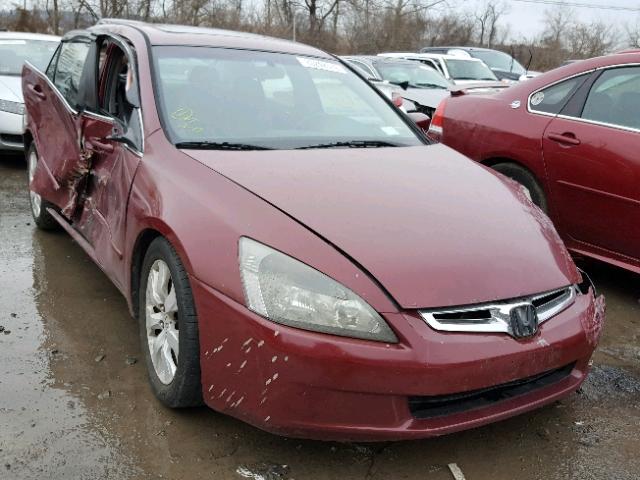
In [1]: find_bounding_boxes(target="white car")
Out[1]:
[0,32,59,152]
[378,52,501,86]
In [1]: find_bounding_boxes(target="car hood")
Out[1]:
[185,145,577,309]
[0,75,23,102]
[402,87,449,108]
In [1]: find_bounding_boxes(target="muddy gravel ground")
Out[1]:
[1,155,639,480]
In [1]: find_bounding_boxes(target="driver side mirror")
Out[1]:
[407,112,431,133]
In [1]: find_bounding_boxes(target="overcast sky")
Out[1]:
[449,0,640,39]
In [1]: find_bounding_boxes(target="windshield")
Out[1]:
[0,39,59,76]
[153,47,423,150]
[444,59,498,81]
[472,50,525,75]
[374,63,450,89]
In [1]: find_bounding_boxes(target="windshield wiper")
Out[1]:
[175,141,273,150]
[296,140,400,150]
[414,82,447,89]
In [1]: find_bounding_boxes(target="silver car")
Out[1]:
[342,55,451,117]
[0,32,59,152]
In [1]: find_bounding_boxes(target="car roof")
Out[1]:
[422,46,501,53]
[379,52,484,62]
[92,19,329,58]
[342,55,428,67]
[494,51,640,99]
[0,31,60,42]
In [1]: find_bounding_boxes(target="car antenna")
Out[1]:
[509,45,515,73]
[525,47,533,77]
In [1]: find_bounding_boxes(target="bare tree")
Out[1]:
[474,0,506,48]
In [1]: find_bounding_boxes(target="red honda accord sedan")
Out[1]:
[23,20,604,441]
[429,52,640,275]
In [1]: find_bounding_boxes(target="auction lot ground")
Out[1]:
[1,154,639,480]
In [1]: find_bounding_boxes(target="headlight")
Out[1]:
[239,237,397,342]
[0,99,25,115]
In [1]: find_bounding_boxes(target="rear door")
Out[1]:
[23,36,92,217]
[542,66,640,260]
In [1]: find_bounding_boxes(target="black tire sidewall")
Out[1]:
[27,144,59,230]
[138,237,202,408]
[492,163,548,213]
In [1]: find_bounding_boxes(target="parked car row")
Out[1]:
[6,21,607,442]
[341,48,528,121]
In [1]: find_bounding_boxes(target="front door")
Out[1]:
[75,39,143,286]
[543,66,640,260]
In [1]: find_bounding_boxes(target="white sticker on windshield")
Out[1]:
[0,40,27,45]
[381,126,400,136]
[530,92,545,106]
[297,57,346,74]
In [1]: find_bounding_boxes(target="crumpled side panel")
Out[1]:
[582,292,606,347]
[60,150,93,218]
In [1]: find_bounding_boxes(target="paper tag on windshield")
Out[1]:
[297,57,346,74]
[0,40,27,45]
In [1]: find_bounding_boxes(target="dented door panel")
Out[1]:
[23,64,87,218]
[77,114,141,286]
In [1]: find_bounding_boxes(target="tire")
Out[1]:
[27,143,60,230]
[139,237,203,408]
[491,162,548,213]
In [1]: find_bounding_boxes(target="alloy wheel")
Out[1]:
[145,259,179,385]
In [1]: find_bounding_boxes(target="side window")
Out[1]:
[101,45,132,120]
[45,44,61,81]
[53,40,90,108]
[100,43,143,151]
[529,74,588,115]
[581,67,640,130]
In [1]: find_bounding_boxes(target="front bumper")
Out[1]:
[0,111,24,151]
[192,277,604,441]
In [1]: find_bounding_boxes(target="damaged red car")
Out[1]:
[428,52,640,274]
[24,20,604,441]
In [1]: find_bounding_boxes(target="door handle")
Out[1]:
[547,132,581,146]
[85,137,114,154]
[27,83,46,100]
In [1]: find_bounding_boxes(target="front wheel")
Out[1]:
[492,162,548,213]
[27,144,59,230]
[139,237,202,407]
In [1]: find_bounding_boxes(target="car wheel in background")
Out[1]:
[492,162,548,213]
[27,144,60,230]
[139,237,203,408]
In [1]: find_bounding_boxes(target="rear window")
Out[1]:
[444,59,497,81]
[529,74,589,115]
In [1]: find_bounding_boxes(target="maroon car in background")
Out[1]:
[429,52,640,275]
[23,20,604,441]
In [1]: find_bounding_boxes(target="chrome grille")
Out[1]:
[419,286,576,337]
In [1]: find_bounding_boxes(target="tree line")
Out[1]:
[1,0,635,71]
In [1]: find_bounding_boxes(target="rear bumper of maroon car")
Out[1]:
[191,277,604,441]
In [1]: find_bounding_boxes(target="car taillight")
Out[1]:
[391,92,404,108]
[427,98,447,141]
